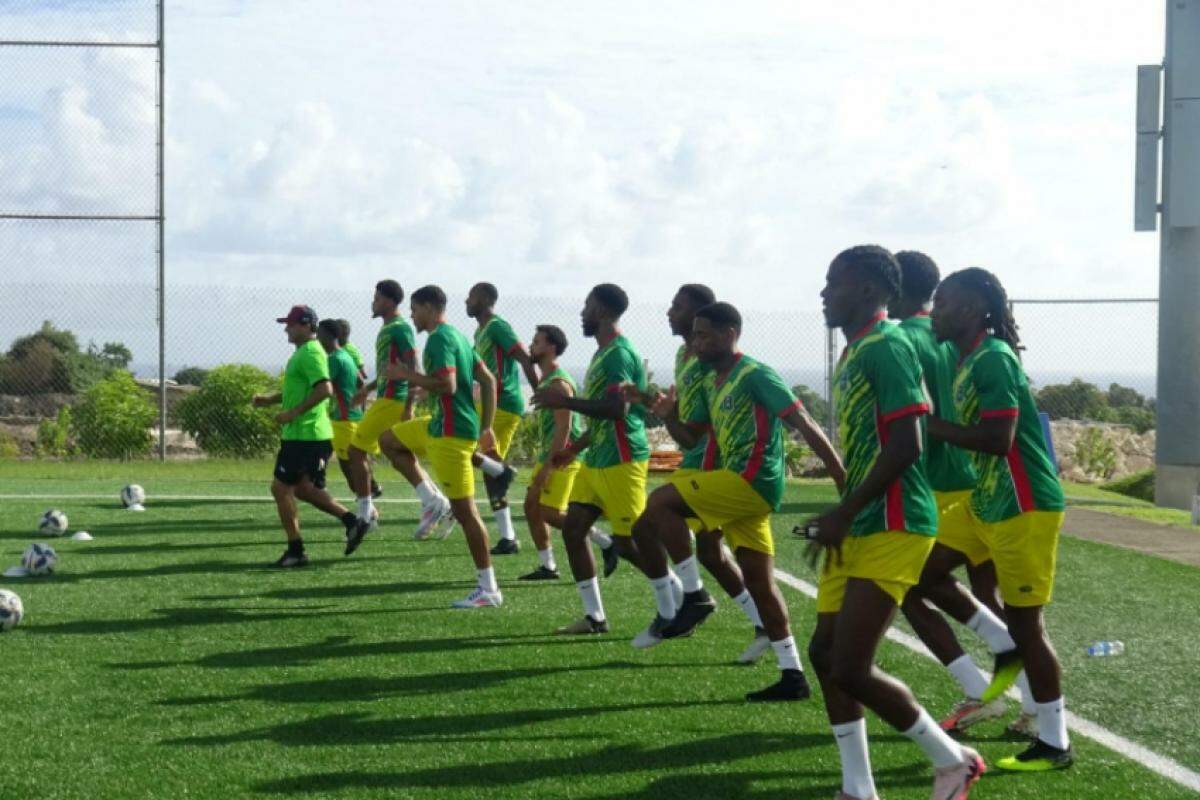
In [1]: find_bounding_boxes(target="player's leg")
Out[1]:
[629,484,693,649]
[807,612,877,800]
[736,545,809,701]
[519,486,559,580]
[695,530,769,663]
[381,419,452,540]
[555,500,609,634]
[478,408,520,555]
[270,476,308,567]
[346,399,401,523]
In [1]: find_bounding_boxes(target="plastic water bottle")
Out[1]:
[1086,640,1125,657]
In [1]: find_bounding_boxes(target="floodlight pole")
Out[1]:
[156,0,166,461]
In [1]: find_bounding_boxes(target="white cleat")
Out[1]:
[930,746,985,800]
[631,614,671,649]
[1006,711,1039,739]
[737,626,772,664]
[451,586,503,609]
[414,496,452,540]
[939,696,1008,733]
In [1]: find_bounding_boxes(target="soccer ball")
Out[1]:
[120,484,146,508]
[0,589,22,631]
[21,543,57,576]
[38,510,68,537]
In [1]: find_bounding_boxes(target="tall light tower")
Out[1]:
[1139,1,1200,508]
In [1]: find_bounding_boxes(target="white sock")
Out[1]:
[1016,670,1037,714]
[355,496,374,521]
[538,547,556,571]
[494,506,516,540]
[771,636,802,672]
[577,577,606,622]
[1036,697,1070,749]
[832,719,877,800]
[415,480,439,506]
[669,572,683,604]
[478,455,506,478]
[674,555,703,593]
[903,708,964,769]
[947,654,990,701]
[733,589,763,627]
[477,566,498,593]
[966,606,1016,653]
[651,575,678,620]
[589,527,612,548]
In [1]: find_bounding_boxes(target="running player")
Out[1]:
[805,246,984,800]
[386,285,504,608]
[254,306,366,567]
[317,320,376,496]
[465,282,536,555]
[533,284,662,634]
[336,318,369,385]
[637,302,845,701]
[930,266,1072,772]
[890,251,1033,735]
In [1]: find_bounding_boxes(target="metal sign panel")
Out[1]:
[1136,64,1162,231]
[1168,99,1200,227]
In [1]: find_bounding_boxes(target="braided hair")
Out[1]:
[832,244,902,303]
[943,267,1022,352]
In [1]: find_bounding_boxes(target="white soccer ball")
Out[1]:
[120,484,146,508]
[21,543,57,576]
[38,510,68,537]
[0,589,22,631]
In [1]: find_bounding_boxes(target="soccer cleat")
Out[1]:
[518,564,560,581]
[737,626,772,664]
[450,586,503,609]
[662,589,717,639]
[931,746,986,799]
[555,615,609,635]
[490,537,520,555]
[343,518,372,556]
[414,495,452,541]
[835,793,880,800]
[631,614,677,649]
[601,542,620,578]
[371,480,383,499]
[1006,711,1039,739]
[995,739,1074,772]
[981,648,1023,703]
[940,697,1008,733]
[274,550,309,568]
[746,669,811,702]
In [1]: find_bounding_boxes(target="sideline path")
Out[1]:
[1064,507,1200,567]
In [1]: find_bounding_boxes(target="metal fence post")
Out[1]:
[156,0,166,461]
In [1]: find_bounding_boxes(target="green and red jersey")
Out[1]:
[581,334,650,469]
[281,339,333,441]
[688,354,800,510]
[424,322,481,442]
[953,335,1064,523]
[898,313,976,493]
[327,347,364,423]
[374,317,417,401]
[833,315,938,538]
[675,345,718,470]
[343,341,368,382]
[535,367,585,462]
[474,314,526,416]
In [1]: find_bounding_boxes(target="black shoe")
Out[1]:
[555,615,610,635]
[601,543,620,578]
[344,518,371,556]
[490,537,520,556]
[371,480,383,499]
[662,589,717,639]
[518,564,560,581]
[746,669,811,702]
[274,550,309,568]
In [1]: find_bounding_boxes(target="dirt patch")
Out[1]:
[1063,508,1200,568]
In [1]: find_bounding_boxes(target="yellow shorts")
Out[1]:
[673,468,708,533]
[569,460,648,536]
[816,531,936,613]
[529,460,582,512]
[670,468,774,555]
[476,405,522,459]
[976,510,1063,607]
[391,415,432,455]
[351,397,408,452]
[934,490,991,567]
[426,435,477,500]
[332,420,379,460]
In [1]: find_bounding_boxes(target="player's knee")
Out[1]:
[694,534,722,567]
[807,636,832,676]
[523,491,540,521]
[829,654,871,695]
[270,479,291,500]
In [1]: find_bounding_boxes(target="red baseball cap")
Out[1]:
[276,305,318,325]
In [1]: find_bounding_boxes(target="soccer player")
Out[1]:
[533,284,658,634]
[386,285,504,608]
[253,306,366,567]
[929,266,1073,772]
[890,251,1033,736]
[465,282,536,555]
[335,318,369,385]
[318,320,380,498]
[805,246,984,800]
[636,301,845,700]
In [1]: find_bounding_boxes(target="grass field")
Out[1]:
[1,459,1198,799]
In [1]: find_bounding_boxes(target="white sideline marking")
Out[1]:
[772,568,1200,794]
[0,494,427,503]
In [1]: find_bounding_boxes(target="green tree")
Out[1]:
[1037,379,1109,421]
[175,364,279,458]
[791,384,830,430]
[1107,383,1146,409]
[71,371,155,459]
[172,366,210,387]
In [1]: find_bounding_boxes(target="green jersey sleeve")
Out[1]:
[972,349,1022,418]
[298,343,331,386]
[490,318,521,354]
[865,336,928,422]
[748,364,803,418]
[423,330,455,375]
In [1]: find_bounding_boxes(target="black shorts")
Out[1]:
[274,440,333,489]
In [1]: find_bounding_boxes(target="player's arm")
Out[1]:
[400,349,417,421]
[551,430,590,468]
[652,386,705,451]
[547,379,576,458]
[928,415,1016,457]
[509,344,541,389]
[928,350,1020,456]
[353,379,376,405]
[389,363,454,395]
[252,391,282,406]
[474,359,498,453]
[533,386,625,420]
[276,380,333,424]
[781,405,846,493]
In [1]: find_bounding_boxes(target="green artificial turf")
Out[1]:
[0,460,1196,799]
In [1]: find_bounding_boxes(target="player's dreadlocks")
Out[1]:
[944,267,1022,353]
[832,244,902,302]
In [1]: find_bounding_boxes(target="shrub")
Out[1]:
[1038,379,1110,421]
[175,364,278,458]
[792,384,830,431]
[1101,469,1155,503]
[0,338,68,395]
[71,371,155,459]
[784,441,812,477]
[1073,426,1118,480]
[172,366,209,387]
[36,407,74,457]
[0,428,19,458]
[505,412,541,466]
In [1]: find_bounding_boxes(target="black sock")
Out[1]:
[288,538,305,555]
[340,511,356,526]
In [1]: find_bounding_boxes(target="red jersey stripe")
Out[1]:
[440,393,455,437]
[740,405,770,483]
[494,344,504,402]
[1005,442,1036,513]
[778,398,805,418]
[384,342,399,398]
[879,402,929,424]
[701,427,718,470]
[980,408,1019,419]
[875,407,907,531]
[608,384,632,462]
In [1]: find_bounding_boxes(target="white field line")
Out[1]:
[0,494,427,503]
[772,568,1200,794]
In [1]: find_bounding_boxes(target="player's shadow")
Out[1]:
[190,579,464,604]
[17,552,404,585]
[70,541,271,556]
